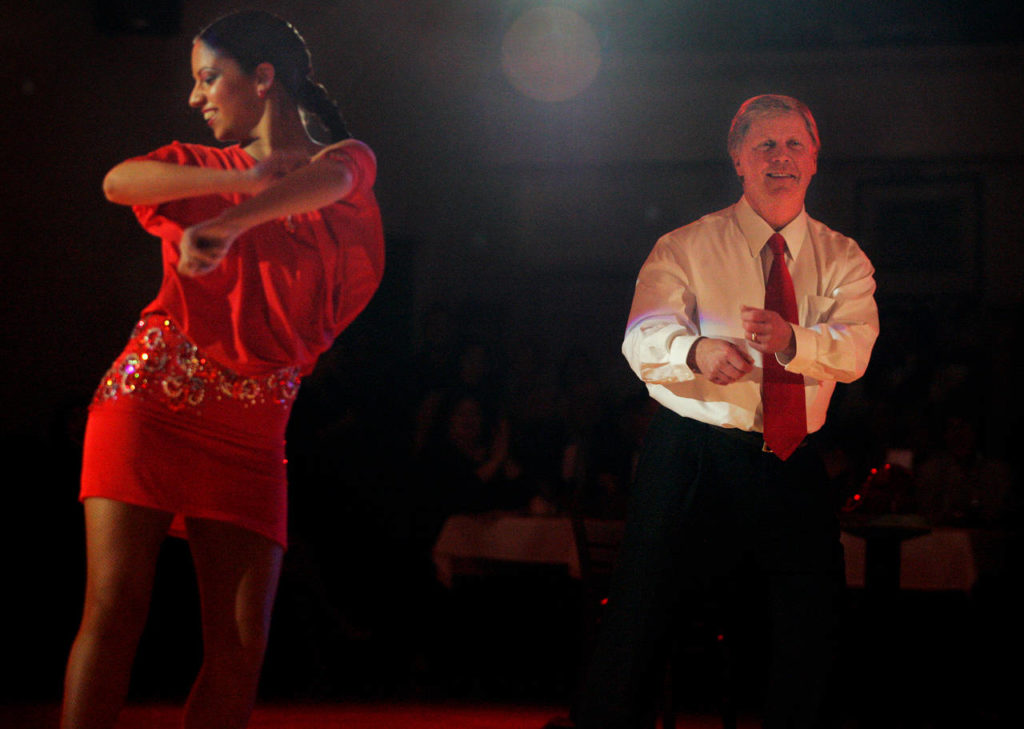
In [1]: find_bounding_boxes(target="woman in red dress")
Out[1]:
[61,11,384,729]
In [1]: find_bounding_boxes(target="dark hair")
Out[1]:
[727,94,819,158]
[196,10,350,142]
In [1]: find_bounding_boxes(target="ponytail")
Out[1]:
[298,78,350,143]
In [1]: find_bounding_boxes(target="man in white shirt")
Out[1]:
[575,95,879,729]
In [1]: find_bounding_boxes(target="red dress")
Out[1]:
[80,141,385,548]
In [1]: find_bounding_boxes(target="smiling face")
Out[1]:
[732,111,818,229]
[189,41,264,142]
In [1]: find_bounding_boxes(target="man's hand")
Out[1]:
[177,218,244,277]
[741,306,796,359]
[688,337,754,385]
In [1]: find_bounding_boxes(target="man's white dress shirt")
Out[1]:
[622,195,879,435]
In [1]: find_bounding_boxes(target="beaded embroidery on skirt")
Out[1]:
[93,316,301,412]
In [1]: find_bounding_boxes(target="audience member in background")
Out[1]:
[916,412,1014,526]
[413,389,526,542]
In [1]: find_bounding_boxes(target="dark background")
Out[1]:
[2,0,1022,718]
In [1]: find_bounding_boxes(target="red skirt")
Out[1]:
[80,316,301,548]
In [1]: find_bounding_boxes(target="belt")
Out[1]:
[707,424,808,453]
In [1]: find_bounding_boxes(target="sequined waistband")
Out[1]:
[93,316,301,413]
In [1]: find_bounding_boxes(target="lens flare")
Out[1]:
[501,5,601,102]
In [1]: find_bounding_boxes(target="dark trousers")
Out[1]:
[574,407,845,729]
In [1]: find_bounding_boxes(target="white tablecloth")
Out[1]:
[432,512,616,587]
[842,527,993,591]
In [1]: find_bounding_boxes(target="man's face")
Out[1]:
[732,111,818,216]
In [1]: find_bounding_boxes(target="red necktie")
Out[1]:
[762,233,806,460]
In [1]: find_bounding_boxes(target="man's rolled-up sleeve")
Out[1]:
[786,245,879,384]
[622,240,702,385]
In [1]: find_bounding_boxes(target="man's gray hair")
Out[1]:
[727,95,820,157]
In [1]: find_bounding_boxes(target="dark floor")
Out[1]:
[1,702,763,729]
[4,534,1018,729]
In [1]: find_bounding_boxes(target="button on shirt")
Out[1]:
[622,196,879,435]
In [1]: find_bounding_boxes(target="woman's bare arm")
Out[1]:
[177,141,368,276]
[102,160,261,206]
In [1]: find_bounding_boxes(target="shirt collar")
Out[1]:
[735,195,808,260]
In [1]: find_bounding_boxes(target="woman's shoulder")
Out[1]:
[314,138,377,193]
[317,138,376,163]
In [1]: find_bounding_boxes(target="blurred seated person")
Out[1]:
[413,339,502,455]
[413,389,528,544]
[565,393,658,520]
[915,413,1013,527]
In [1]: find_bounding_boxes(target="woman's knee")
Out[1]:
[199,605,273,674]
[79,575,153,645]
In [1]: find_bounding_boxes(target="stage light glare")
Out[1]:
[501,5,601,102]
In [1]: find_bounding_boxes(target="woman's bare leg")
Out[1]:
[61,498,173,729]
[182,518,283,729]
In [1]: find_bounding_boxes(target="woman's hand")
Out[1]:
[177,217,244,277]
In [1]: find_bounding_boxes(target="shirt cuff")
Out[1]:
[783,325,815,373]
[670,334,701,379]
